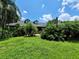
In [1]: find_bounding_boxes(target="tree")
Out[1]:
[24,22,38,36]
[0,0,20,39]
[52,17,59,25]
[33,20,39,24]
[24,19,30,23]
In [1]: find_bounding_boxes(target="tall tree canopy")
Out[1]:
[0,0,21,39]
[0,0,21,25]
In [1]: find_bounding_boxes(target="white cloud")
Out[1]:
[40,14,53,22]
[58,6,65,13]
[71,16,79,20]
[62,0,68,6]
[23,10,28,14]
[42,4,45,8]
[59,0,67,14]
[58,13,71,21]
[62,0,79,10]
[58,0,79,21]
[72,3,79,10]
[58,12,79,21]
[62,0,79,6]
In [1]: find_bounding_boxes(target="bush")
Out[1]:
[24,22,38,36]
[41,21,65,41]
[13,26,25,37]
[41,21,79,41]
[62,21,79,40]
[6,24,23,37]
[0,24,18,39]
[10,22,38,37]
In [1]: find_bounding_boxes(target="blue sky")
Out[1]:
[15,0,79,22]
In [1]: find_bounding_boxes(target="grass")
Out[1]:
[0,37,79,59]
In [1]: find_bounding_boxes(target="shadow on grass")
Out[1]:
[42,37,79,43]
[65,38,79,43]
[0,37,10,41]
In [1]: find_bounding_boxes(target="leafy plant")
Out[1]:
[24,22,38,36]
[41,20,79,41]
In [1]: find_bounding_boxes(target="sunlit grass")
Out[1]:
[0,37,79,59]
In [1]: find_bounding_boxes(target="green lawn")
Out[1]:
[0,37,79,59]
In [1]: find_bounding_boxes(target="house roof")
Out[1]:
[35,23,46,27]
[6,21,46,27]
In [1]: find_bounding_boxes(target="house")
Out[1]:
[6,20,24,27]
[35,22,46,31]
[6,20,46,31]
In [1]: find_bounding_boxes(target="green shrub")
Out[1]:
[41,21,79,41]
[41,30,48,39]
[11,22,38,37]
[63,21,79,40]
[41,21,65,41]
[13,26,25,37]
[24,22,38,36]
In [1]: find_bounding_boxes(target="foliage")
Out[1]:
[41,21,64,41]
[10,22,38,37]
[62,21,79,40]
[0,24,20,39]
[13,26,25,37]
[24,22,38,36]
[41,20,79,41]
[0,0,20,39]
